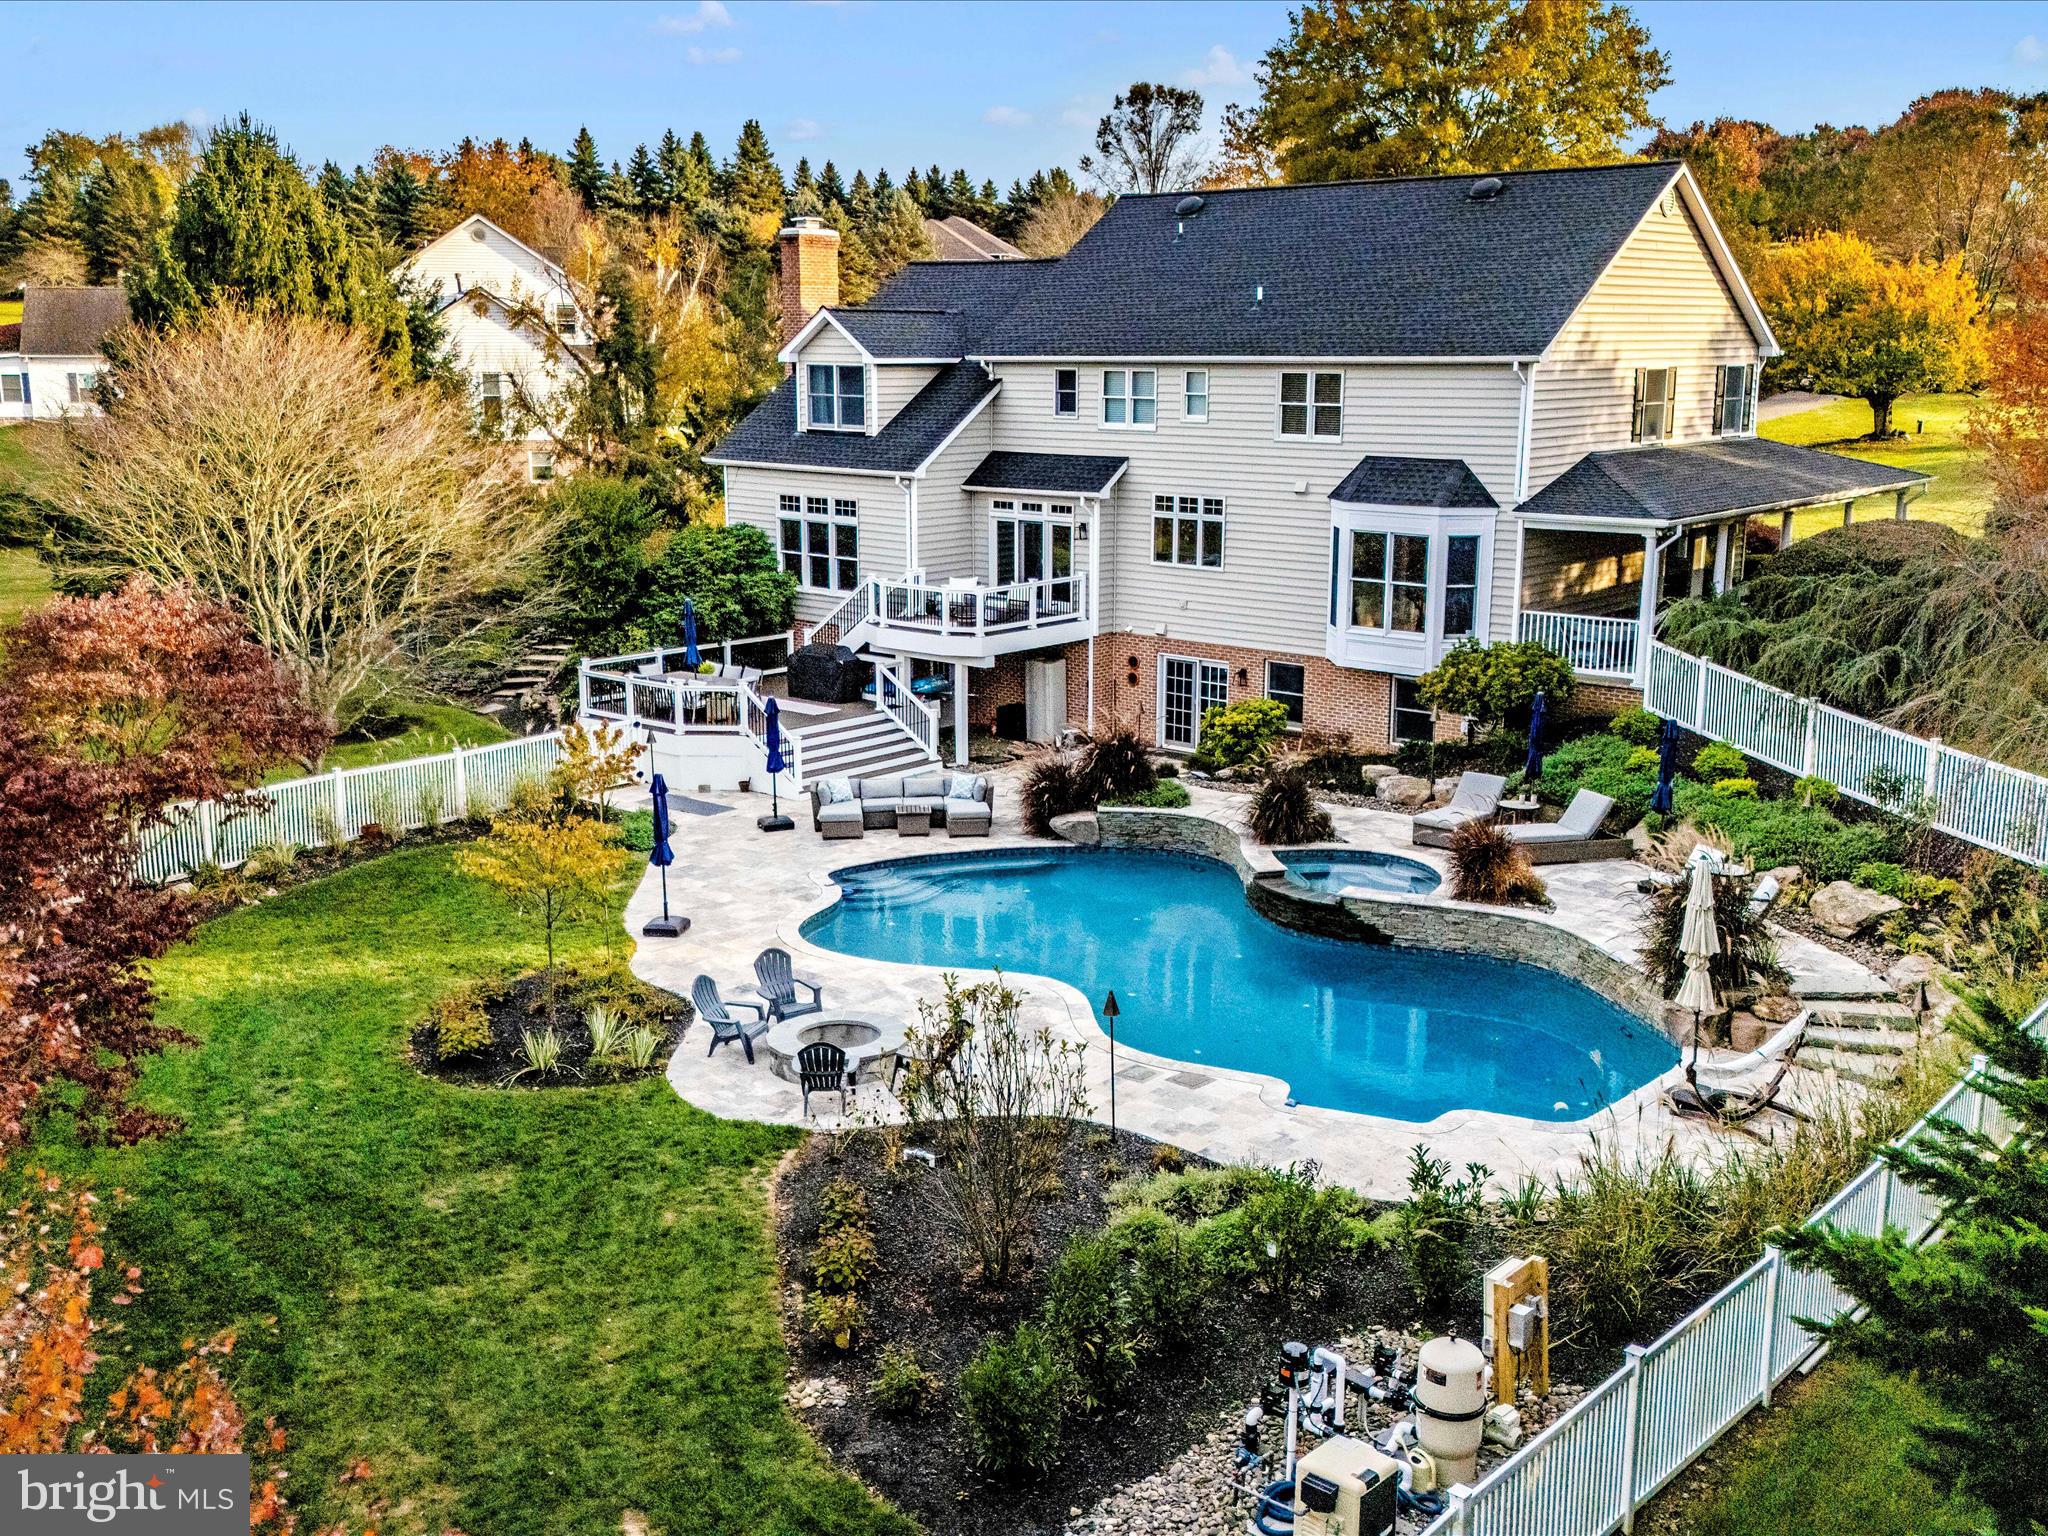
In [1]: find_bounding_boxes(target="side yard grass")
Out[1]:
[24,843,908,1536]
[0,543,52,630]
[263,698,513,782]
[1761,392,1990,538]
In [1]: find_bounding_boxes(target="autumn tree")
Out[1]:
[1754,230,1987,437]
[1244,0,1669,182]
[1972,252,2048,509]
[0,579,326,1145]
[23,308,549,731]
[458,815,621,974]
[1081,83,1206,194]
[1016,187,1107,257]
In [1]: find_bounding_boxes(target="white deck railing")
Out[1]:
[1519,610,1642,681]
[1646,641,2048,866]
[1427,998,2040,1536]
[872,657,939,759]
[809,574,1092,650]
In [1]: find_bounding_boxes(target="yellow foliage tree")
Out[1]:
[457,816,620,974]
[550,720,645,821]
[1753,230,1988,437]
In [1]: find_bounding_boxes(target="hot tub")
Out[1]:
[1277,848,1442,897]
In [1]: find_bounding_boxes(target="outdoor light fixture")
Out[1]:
[1101,990,1120,1136]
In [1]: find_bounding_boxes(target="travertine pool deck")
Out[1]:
[627,769,1885,1199]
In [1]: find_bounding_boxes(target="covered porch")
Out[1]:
[1512,437,1929,685]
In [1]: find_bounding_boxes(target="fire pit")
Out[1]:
[761,1014,910,1086]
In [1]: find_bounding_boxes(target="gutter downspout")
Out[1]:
[1509,360,1535,643]
[895,474,918,579]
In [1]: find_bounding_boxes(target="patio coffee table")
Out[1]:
[897,799,935,836]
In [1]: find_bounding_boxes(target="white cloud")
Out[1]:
[1182,44,1252,89]
[984,105,1033,129]
[687,44,741,64]
[656,1,732,34]
[786,117,824,142]
[2017,34,2047,64]
[1058,97,1098,132]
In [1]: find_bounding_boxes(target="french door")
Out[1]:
[1160,656,1229,750]
[993,506,1075,613]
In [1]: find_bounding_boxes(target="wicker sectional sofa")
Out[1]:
[809,772,993,838]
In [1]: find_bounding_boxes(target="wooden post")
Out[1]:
[1842,499,1855,529]
[1485,1255,1551,1405]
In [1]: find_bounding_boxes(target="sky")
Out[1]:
[4,0,2048,192]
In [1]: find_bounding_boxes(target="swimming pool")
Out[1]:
[802,847,1676,1123]
[1278,848,1442,897]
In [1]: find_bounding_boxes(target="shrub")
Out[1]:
[1693,742,1751,780]
[1080,717,1157,800]
[817,1177,870,1236]
[242,838,300,882]
[429,983,494,1058]
[1020,750,1092,835]
[1792,775,1841,809]
[1418,639,1575,730]
[1150,1143,1186,1174]
[1853,861,1965,925]
[1398,1147,1491,1315]
[959,1323,1076,1478]
[1626,745,1662,772]
[1103,779,1192,809]
[1196,698,1290,768]
[1105,1208,1208,1348]
[1448,821,1548,907]
[1246,756,1334,845]
[1641,870,1785,997]
[1538,732,1659,825]
[1197,1163,1372,1300]
[1712,776,1760,799]
[805,1288,863,1351]
[1610,706,1663,746]
[870,1343,942,1415]
[1042,1233,1141,1410]
[811,1225,878,1294]
[511,1025,567,1081]
[1672,782,1895,881]
[619,809,655,852]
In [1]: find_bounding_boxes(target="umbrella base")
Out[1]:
[756,814,796,832]
[641,915,691,937]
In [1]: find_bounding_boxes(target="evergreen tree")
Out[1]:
[848,168,877,230]
[600,160,634,214]
[791,157,816,200]
[867,185,935,277]
[567,125,605,211]
[901,166,929,211]
[655,128,688,209]
[817,160,847,207]
[626,143,662,216]
[925,164,947,211]
[977,178,1000,220]
[372,159,434,248]
[872,166,895,202]
[946,169,976,221]
[131,115,414,378]
[587,258,659,445]
[316,161,378,248]
[824,200,880,304]
[77,150,176,283]
[723,120,784,219]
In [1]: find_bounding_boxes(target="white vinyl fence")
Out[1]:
[1645,641,2048,867]
[1427,999,2039,1536]
[134,733,565,886]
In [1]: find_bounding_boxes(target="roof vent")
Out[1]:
[1467,176,1505,203]
[1175,194,1205,217]
[469,222,489,241]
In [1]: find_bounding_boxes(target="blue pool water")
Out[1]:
[801,848,1676,1123]
[1279,848,1442,897]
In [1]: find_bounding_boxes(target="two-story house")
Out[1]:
[397,214,589,481]
[706,164,1925,767]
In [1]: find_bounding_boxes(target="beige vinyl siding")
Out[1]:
[910,409,996,580]
[1519,528,1646,617]
[873,364,941,431]
[987,361,1521,653]
[790,326,867,435]
[722,465,905,623]
[1526,194,1762,492]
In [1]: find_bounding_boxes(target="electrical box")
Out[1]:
[1507,1299,1542,1352]
[1293,1436,1400,1536]
[1482,1255,1550,1405]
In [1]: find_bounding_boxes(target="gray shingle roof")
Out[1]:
[977,162,1684,359]
[705,361,997,474]
[19,285,130,357]
[828,308,968,359]
[1330,455,1497,509]
[867,259,1054,349]
[962,451,1128,496]
[1517,437,1930,525]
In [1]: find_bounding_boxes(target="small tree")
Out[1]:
[550,720,645,822]
[1418,639,1576,734]
[1754,230,1988,437]
[637,522,797,647]
[457,816,620,976]
[899,976,1090,1288]
[1776,997,2048,1536]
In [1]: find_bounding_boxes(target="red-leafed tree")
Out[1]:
[0,577,327,1145]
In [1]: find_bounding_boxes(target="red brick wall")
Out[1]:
[1568,681,1647,720]
[776,221,840,347]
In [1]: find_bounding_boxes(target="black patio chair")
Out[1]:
[797,1040,852,1117]
[753,947,824,1021]
[693,974,768,1063]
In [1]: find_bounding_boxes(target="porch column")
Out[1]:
[1842,499,1855,529]
[1634,531,1660,689]
[1894,488,1908,521]
[1779,508,1795,548]
[1712,522,1732,595]
[952,661,969,767]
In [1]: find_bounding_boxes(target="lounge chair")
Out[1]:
[1667,1056,1797,1123]
[753,947,824,1021]
[1502,790,1629,864]
[693,974,769,1063]
[1410,772,1508,847]
[797,1040,852,1117]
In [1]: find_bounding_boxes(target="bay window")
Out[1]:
[1350,531,1429,632]
[1442,534,1481,638]
[778,493,860,590]
[806,364,867,430]
[1327,508,1493,674]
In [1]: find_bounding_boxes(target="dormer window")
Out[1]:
[807,364,866,430]
[555,304,580,340]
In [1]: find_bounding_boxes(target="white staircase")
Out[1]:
[788,709,940,786]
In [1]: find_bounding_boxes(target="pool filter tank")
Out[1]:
[1292,1435,1401,1536]
[1413,1335,1488,1488]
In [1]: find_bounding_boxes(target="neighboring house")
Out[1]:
[922,216,1023,261]
[708,172,1925,763]
[396,214,589,481]
[0,285,131,422]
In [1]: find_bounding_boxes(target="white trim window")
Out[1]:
[1442,533,1481,639]
[1183,368,1209,422]
[0,374,23,405]
[555,304,580,340]
[1712,364,1755,436]
[477,371,503,429]
[528,450,556,482]
[65,371,97,404]
[1152,494,1224,568]
[1102,368,1156,428]
[1350,530,1429,633]
[806,364,867,430]
[1279,370,1342,439]
[1054,367,1078,417]
[779,493,861,591]
[1264,660,1306,726]
[1631,367,1676,443]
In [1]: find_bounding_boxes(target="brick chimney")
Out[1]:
[777,216,841,347]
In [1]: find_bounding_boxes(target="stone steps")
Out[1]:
[1801,1046,1907,1086]
[1807,1023,1922,1056]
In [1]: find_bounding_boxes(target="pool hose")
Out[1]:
[1249,1478,1294,1535]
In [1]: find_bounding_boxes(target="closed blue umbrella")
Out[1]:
[682,598,701,671]
[1651,715,1681,815]
[1523,690,1549,781]
[642,772,688,936]
[758,697,794,831]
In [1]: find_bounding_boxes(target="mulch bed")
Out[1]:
[774,1128,1464,1536]
[409,967,690,1086]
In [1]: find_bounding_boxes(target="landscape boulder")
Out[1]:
[1761,865,1806,891]
[1431,775,1461,804]
[1885,953,1940,997]
[1376,773,1432,810]
[1361,763,1399,785]
[1809,880,1905,939]
[1751,992,1803,1025]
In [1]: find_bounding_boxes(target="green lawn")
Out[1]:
[26,844,908,1536]
[0,543,52,629]
[1654,1358,1986,1536]
[266,698,514,782]
[1761,392,1990,539]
